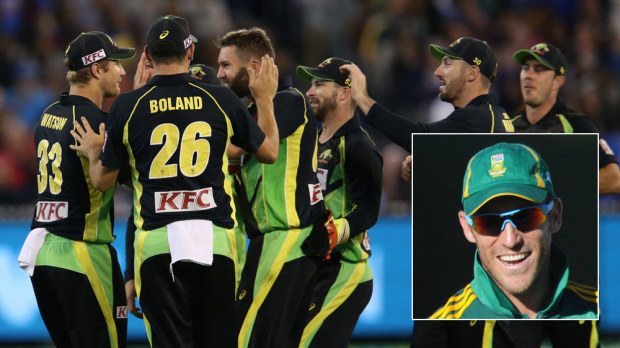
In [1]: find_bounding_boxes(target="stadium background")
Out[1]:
[1,0,620,346]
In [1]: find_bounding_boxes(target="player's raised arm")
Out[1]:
[339,63,376,114]
[70,117,119,191]
[249,54,279,163]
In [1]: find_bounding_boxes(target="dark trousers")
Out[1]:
[31,245,127,348]
[139,253,236,348]
[237,233,320,348]
[306,259,372,348]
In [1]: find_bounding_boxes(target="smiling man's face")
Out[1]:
[460,196,557,297]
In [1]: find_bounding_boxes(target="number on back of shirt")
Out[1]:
[149,121,212,179]
[37,140,63,194]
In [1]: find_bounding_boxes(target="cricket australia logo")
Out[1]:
[319,58,332,68]
[318,149,333,163]
[488,153,507,177]
[531,43,549,55]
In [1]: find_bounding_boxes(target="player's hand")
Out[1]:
[248,55,278,102]
[302,211,349,260]
[401,155,412,182]
[339,63,376,114]
[134,52,154,90]
[327,217,350,259]
[125,279,143,319]
[227,144,245,174]
[70,117,105,162]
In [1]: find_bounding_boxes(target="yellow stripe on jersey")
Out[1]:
[589,320,599,348]
[482,320,495,348]
[556,113,574,133]
[74,104,106,242]
[566,281,598,303]
[125,86,157,230]
[299,262,367,347]
[189,82,237,225]
[283,88,309,228]
[430,283,478,319]
[238,229,301,348]
[73,241,118,348]
[488,104,496,132]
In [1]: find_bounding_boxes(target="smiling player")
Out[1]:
[431,142,597,319]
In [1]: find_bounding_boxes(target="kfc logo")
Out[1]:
[35,201,68,222]
[116,306,128,319]
[309,183,324,205]
[184,36,193,49]
[81,49,107,65]
[155,188,216,213]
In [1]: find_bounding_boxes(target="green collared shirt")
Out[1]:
[431,245,598,319]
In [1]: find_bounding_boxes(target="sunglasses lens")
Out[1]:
[512,207,547,231]
[471,206,548,236]
[471,215,503,236]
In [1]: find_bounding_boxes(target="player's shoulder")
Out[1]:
[275,86,306,106]
[430,283,478,319]
[191,83,242,104]
[565,281,598,304]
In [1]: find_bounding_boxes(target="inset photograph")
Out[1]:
[411,134,599,320]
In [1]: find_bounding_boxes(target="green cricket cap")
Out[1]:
[462,142,555,215]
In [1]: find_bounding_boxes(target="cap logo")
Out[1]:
[184,36,193,49]
[531,43,549,55]
[449,38,463,47]
[473,57,482,65]
[559,66,565,75]
[344,78,351,87]
[81,49,106,65]
[318,58,332,68]
[65,45,70,55]
[488,153,507,177]
[159,30,169,39]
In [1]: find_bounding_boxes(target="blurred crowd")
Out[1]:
[2,0,620,218]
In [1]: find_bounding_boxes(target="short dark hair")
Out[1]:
[215,28,275,61]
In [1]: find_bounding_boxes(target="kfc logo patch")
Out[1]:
[81,49,107,65]
[184,36,193,49]
[116,306,128,319]
[309,183,323,205]
[35,201,68,222]
[155,187,216,213]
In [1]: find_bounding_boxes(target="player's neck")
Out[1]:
[525,98,556,125]
[153,63,190,76]
[69,84,104,109]
[452,84,488,108]
[319,110,353,143]
[500,264,553,319]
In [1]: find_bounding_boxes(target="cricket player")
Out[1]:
[71,15,280,347]
[296,57,383,347]
[19,31,135,348]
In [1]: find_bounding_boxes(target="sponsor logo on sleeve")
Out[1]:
[309,183,323,205]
